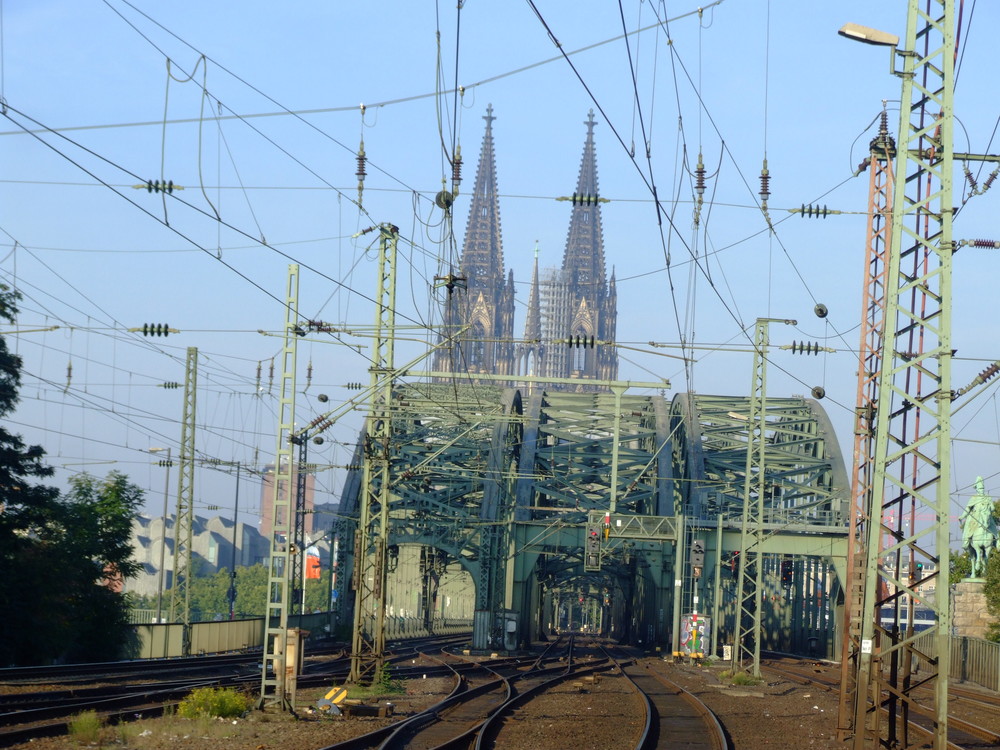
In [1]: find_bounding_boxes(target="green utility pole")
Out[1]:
[732,318,794,677]
[349,224,399,685]
[258,265,300,711]
[850,3,955,747]
[169,346,197,654]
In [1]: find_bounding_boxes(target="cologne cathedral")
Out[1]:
[434,105,618,389]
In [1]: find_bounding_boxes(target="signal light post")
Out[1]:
[584,527,602,571]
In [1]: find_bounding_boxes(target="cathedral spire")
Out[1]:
[459,103,505,286]
[433,104,515,377]
[546,110,616,387]
[561,109,607,291]
[524,242,541,343]
[517,242,546,383]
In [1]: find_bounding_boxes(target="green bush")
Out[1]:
[373,664,404,695]
[68,710,104,744]
[177,686,251,719]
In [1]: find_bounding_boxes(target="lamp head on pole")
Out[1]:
[838,22,899,47]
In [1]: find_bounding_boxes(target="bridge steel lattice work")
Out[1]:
[339,385,850,659]
[670,392,850,660]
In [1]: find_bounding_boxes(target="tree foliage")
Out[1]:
[185,563,332,621]
[0,286,143,664]
[950,550,972,584]
[984,550,1000,642]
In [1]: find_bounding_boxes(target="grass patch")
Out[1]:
[373,664,404,694]
[68,710,104,745]
[344,664,406,699]
[177,686,252,719]
[719,669,763,686]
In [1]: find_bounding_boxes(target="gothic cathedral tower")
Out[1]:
[436,107,617,386]
[521,110,618,387]
[434,104,516,376]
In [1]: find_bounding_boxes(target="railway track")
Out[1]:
[619,658,728,750]
[0,636,468,745]
[2,637,733,750]
[760,656,1000,750]
[315,637,731,750]
[318,636,575,750]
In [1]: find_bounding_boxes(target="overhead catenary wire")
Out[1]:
[523,1,862,419]
[7,3,994,527]
[0,104,445,366]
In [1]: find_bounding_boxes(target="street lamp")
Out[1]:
[838,22,899,77]
[149,447,173,624]
[838,22,899,47]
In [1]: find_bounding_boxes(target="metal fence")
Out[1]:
[951,635,1000,692]
[130,613,472,660]
[912,633,1000,693]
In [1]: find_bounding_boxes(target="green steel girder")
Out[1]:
[340,382,522,629]
[336,383,850,654]
[670,393,849,530]
[518,390,671,520]
[505,388,675,647]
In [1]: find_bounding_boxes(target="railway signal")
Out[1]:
[584,527,601,571]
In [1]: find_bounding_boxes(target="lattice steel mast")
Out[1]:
[837,110,895,738]
[258,265,300,710]
[349,224,399,684]
[169,346,197,655]
[850,3,954,747]
[733,318,793,677]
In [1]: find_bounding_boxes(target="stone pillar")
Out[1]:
[952,580,992,639]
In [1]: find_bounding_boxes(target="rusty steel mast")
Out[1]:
[837,110,895,740]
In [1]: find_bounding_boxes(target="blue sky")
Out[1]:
[1,1,998,543]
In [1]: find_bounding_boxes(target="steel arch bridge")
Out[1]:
[337,384,850,654]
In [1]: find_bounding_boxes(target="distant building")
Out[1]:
[125,513,270,600]
[259,463,315,541]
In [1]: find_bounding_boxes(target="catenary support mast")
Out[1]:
[349,224,399,684]
[837,110,895,739]
[169,346,197,655]
[258,265,300,710]
[732,318,793,677]
[850,3,954,747]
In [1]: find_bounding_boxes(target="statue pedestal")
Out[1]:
[953,580,991,639]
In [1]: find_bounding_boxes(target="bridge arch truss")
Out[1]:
[337,386,849,655]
